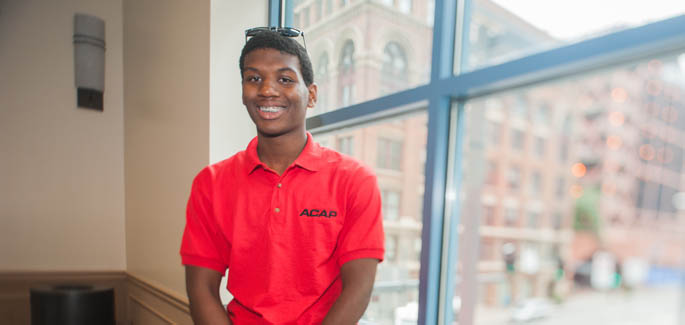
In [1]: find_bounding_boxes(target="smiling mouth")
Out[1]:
[257,106,286,120]
[258,106,285,113]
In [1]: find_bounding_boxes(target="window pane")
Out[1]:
[294,0,435,115]
[462,0,685,71]
[313,110,428,324]
[457,52,685,324]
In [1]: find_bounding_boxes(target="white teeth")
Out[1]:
[259,106,284,113]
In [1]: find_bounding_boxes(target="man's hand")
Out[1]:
[185,265,232,325]
[322,258,379,325]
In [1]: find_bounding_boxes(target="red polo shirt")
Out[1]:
[180,132,385,324]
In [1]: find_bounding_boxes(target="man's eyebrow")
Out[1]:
[276,67,297,74]
[243,66,297,74]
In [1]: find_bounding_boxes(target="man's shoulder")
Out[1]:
[212,149,249,170]
[194,149,249,184]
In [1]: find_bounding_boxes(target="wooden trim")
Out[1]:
[126,273,190,312]
[129,294,176,325]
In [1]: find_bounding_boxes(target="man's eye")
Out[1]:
[279,77,294,83]
[246,76,261,82]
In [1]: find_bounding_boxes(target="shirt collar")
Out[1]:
[245,132,322,174]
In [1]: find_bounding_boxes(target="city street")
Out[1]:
[474,285,683,325]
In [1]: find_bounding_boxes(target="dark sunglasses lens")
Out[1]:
[245,27,270,36]
[279,28,300,37]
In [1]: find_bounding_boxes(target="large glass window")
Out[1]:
[458,53,685,325]
[280,1,685,324]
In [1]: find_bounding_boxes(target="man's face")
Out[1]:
[242,48,317,138]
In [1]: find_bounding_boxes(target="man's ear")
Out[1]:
[307,83,318,109]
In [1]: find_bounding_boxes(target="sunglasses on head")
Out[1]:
[245,27,307,50]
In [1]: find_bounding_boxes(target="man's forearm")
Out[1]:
[321,284,373,325]
[185,265,231,325]
[322,258,378,325]
[188,293,232,325]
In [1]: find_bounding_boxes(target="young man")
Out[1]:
[180,30,385,324]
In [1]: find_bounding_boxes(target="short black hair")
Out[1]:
[239,30,314,86]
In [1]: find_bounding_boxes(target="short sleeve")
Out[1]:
[336,168,385,266]
[180,167,230,273]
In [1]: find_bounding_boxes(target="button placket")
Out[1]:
[272,177,284,217]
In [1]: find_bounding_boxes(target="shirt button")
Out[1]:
[274,208,280,213]
[277,183,282,188]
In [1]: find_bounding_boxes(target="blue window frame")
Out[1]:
[269,1,685,324]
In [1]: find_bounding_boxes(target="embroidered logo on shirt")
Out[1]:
[299,209,337,218]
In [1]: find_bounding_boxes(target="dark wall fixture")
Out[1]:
[73,13,105,111]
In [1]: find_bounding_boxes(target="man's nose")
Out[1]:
[258,79,278,97]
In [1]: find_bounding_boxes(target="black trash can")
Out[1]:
[30,284,115,325]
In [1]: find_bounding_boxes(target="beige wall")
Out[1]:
[123,0,212,296]
[0,0,126,271]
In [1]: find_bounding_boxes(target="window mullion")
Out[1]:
[419,0,459,324]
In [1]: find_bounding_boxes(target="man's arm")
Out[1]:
[185,265,232,325]
[322,258,379,325]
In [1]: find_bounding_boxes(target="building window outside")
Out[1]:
[377,138,403,170]
[534,105,550,125]
[559,115,572,161]
[504,208,518,227]
[341,85,354,107]
[534,136,545,157]
[507,165,521,190]
[337,136,354,156]
[512,95,528,120]
[486,161,498,185]
[340,40,355,72]
[483,205,496,226]
[487,121,500,147]
[480,238,495,260]
[553,212,563,230]
[381,189,401,221]
[556,176,565,198]
[339,40,355,107]
[381,42,409,94]
[530,170,542,195]
[527,211,539,228]
[511,128,525,151]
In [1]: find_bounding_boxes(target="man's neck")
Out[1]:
[256,131,308,176]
